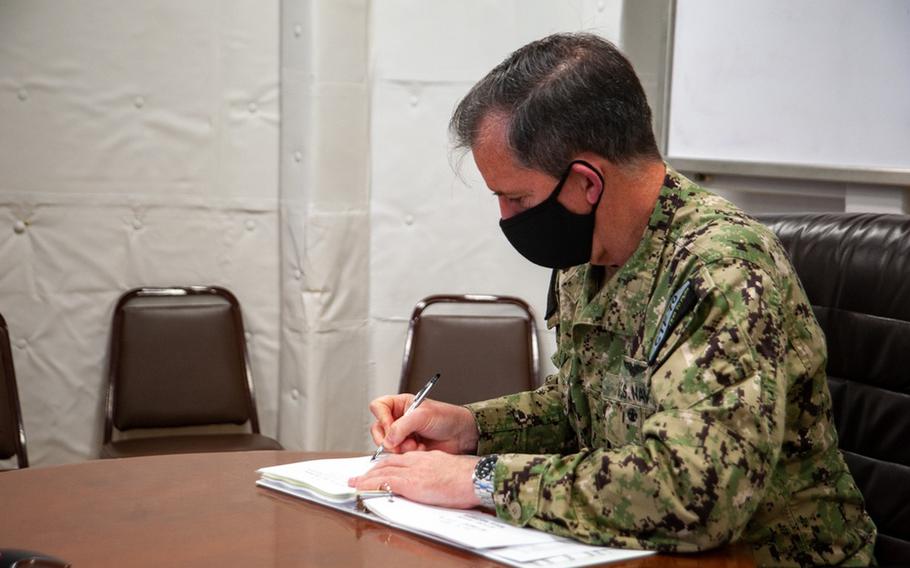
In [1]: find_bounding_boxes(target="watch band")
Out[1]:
[472,454,498,509]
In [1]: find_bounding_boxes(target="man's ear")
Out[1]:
[569,162,604,206]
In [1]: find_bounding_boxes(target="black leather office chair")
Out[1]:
[0,314,28,470]
[101,286,281,458]
[399,294,540,406]
[757,213,910,565]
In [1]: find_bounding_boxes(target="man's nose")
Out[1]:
[498,196,521,219]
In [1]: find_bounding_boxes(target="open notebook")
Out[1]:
[258,455,373,503]
[256,455,653,567]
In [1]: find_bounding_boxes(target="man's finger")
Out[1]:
[368,396,396,427]
[384,408,428,447]
[369,421,386,446]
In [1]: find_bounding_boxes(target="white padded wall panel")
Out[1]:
[370,81,550,315]
[371,0,623,82]
[297,211,371,328]
[303,82,371,208]
[367,0,623,410]
[0,1,280,464]
[278,0,371,452]
[0,1,279,199]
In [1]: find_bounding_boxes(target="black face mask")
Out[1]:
[499,160,604,269]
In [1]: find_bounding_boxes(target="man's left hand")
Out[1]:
[349,451,481,509]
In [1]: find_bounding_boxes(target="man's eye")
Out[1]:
[494,193,530,208]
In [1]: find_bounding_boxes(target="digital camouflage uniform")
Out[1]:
[466,167,876,566]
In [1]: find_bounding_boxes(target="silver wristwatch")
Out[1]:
[472,454,498,509]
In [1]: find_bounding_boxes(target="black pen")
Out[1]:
[371,373,441,461]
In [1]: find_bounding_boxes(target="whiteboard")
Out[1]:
[666,1,910,180]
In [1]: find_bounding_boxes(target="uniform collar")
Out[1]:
[565,164,690,337]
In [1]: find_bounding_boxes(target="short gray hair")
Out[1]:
[450,33,660,177]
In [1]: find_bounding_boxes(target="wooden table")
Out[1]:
[0,451,755,567]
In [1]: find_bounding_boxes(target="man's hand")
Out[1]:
[349,451,482,509]
[369,395,479,455]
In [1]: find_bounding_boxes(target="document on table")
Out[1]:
[256,455,654,567]
[486,540,654,566]
[258,455,373,503]
[363,496,557,549]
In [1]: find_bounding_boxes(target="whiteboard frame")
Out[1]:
[660,0,910,187]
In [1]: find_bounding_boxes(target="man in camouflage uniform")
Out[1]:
[351,33,876,566]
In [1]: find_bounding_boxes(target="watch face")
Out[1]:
[477,455,498,478]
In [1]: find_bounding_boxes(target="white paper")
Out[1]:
[257,455,375,500]
[363,497,558,549]
[487,539,654,565]
[256,478,361,511]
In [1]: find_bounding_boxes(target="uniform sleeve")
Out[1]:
[466,371,578,456]
[484,261,788,553]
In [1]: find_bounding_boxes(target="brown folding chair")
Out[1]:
[0,313,28,469]
[399,294,540,406]
[101,286,282,458]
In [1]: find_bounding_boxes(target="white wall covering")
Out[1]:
[0,0,628,464]
[278,0,371,451]
[367,0,624,413]
[0,1,281,465]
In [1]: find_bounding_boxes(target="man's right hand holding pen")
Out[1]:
[348,395,484,509]
[367,394,479,456]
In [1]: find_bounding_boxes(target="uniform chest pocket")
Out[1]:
[599,356,656,447]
